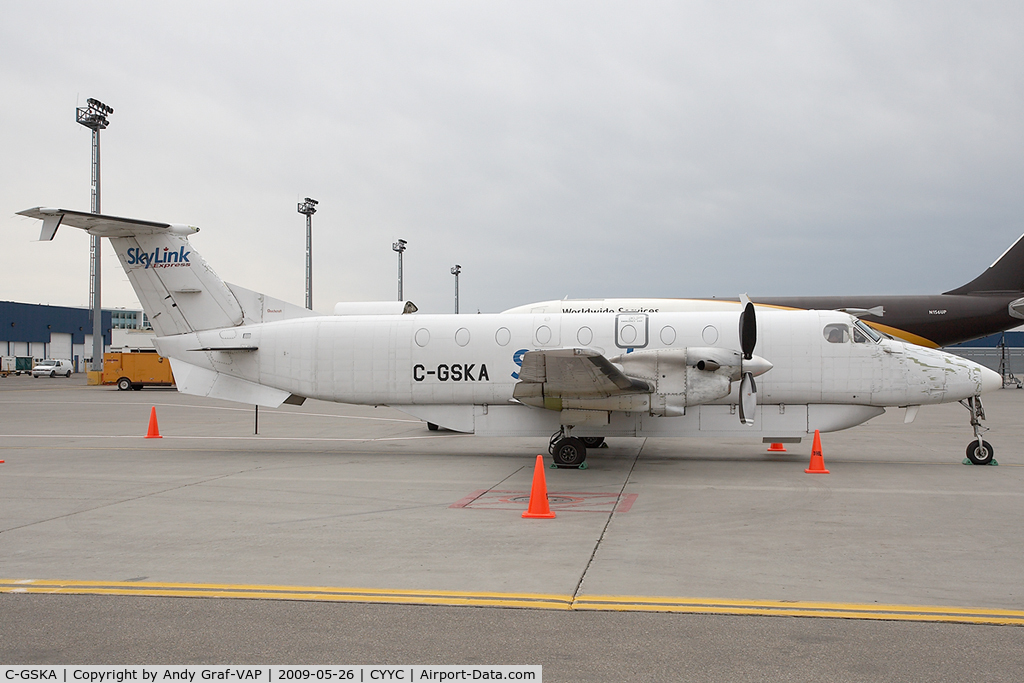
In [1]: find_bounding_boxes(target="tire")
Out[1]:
[580,436,605,448]
[66,371,72,378]
[131,384,143,391]
[117,377,132,391]
[966,440,994,466]
[50,371,56,378]
[427,422,439,431]
[552,437,587,467]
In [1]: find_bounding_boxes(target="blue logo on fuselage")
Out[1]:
[126,246,192,269]
[511,348,528,379]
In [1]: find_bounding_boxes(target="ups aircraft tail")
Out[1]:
[17,207,314,336]
[945,232,1024,295]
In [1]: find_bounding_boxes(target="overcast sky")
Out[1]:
[3,2,1023,315]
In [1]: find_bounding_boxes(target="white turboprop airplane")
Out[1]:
[20,207,1003,468]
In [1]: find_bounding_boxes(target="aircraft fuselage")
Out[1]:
[155,308,996,439]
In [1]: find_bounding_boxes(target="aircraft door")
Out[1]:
[616,313,648,349]
[533,316,561,347]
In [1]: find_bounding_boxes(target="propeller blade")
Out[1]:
[739,372,756,426]
[739,301,756,360]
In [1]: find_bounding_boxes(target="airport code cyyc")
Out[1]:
[1,668,540,683]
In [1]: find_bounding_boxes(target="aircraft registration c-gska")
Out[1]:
[20,207,1003,468]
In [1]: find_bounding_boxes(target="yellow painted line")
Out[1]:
[574,595,1024,624]
[2,579,1021,625]
[0,579,570,610]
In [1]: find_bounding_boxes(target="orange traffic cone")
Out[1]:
[522,455,556,519]
[804,430,829,473]
[767,442,787,452]
[145,406,162,439]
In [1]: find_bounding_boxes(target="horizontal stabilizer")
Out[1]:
[18,207,199,239]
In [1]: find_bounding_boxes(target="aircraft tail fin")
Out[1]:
[19,207,249,336]
[944,232,1024,295]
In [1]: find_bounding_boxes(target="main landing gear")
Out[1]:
[549,429,602,468]
[961,395,996,466]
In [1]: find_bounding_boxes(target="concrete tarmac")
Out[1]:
[1,375,1023,679]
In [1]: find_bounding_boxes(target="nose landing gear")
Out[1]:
[961,396,996,466]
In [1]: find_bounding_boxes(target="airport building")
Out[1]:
[1,300,150,372]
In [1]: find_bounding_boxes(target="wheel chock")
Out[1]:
[579,462,588,470]
[963,458,999,466]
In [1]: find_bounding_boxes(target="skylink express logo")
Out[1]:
[126,246,192,269]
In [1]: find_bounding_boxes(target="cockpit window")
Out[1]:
[823,324,850,343]
[856,319,880,342]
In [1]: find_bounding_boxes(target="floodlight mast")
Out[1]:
[76,98,113,374]
[297,197,318,310]
[451,264,461,314]
[392,239,407,300]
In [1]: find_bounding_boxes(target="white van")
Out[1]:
[32,359,74,378]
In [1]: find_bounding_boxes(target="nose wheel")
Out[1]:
[965,440,995,466]
[961,396,997,466]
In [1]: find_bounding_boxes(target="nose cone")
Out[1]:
[745,354,773,377]
[980,366,1002,394]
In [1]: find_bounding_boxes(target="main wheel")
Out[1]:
[117,377,132,391]
[552,437,587,467]
[966,440,994,465]
[580,436,605,448]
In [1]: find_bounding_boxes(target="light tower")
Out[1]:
[451,264,461,314]
[392,239,407,300]
[76,98,113,376]
[297,197,318,310]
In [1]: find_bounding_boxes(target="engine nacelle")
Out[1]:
[610,348,737,416]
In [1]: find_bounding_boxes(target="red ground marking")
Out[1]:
[450,489,638,513]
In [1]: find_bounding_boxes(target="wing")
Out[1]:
[513,348,650,404]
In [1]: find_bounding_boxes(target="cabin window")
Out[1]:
[823,324,850,343]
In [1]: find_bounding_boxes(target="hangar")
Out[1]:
[0,300,148,372]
